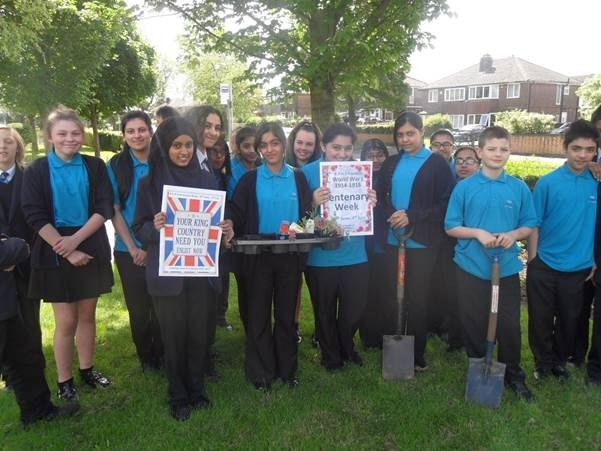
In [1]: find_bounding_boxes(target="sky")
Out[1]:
[131,0,601,98]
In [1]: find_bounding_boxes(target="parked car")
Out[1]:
[550,122,571,134]
[452,124,486,144]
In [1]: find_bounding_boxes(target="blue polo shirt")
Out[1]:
[302,158,367,267]
[445,169,537,279]
[256,163,299,233]
[107,150,149,252]
[48,150,89,227]
[387,146,431,248]
[227,157,252,200]
[533,163,597,272]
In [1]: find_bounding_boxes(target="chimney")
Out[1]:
[479,54,495,73]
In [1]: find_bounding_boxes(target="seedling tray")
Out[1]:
[232,234,341,254]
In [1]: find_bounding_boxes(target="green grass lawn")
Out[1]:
[1,269,600,449]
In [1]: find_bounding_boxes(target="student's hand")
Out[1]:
[312,187,330,207]
[130,247,147,266]
[52,235,80,258]
[153,212,167,231]
[219,220,235,244]
[67,250,93,267]
[387,210,409,229]
[494,232,516,249]
[475,229,498,248]
[368,189,377,207]
[586,266,596,283]
[588,162,601,181]
[2,265,15,272]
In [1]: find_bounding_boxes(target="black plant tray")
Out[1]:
[232,234,342,254]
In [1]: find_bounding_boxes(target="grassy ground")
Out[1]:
[1,269,600,450]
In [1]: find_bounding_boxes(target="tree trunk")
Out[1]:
[346,94,358,130]
[310,75,336,133]
[90,105,101,157]
[28,115,39,158]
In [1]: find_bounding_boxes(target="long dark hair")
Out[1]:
[184,105,225,149]
[109,111,153,209]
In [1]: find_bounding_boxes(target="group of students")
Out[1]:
[1,104,601,426]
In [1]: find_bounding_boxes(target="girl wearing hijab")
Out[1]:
[134,117,232,421]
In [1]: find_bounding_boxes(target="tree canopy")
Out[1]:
[577,74,601,119]
[149,0,449,130]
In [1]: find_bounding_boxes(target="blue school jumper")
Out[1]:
[444,169,537,279]
[387,146,431,248]
[301,158,366,267]
[107,150,149,252]
[533,164,597,272]
[227,157,252,200]
[48,151,89,227]
[256,164,299,233]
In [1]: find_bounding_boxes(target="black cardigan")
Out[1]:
[227,167,313,237]
[21,154,114,269]
[0,236,31,321]
[376,151,456,248]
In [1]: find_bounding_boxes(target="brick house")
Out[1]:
[420,55,581,129]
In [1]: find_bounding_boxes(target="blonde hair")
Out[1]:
[0,126,26,168]
[45,105,85,137]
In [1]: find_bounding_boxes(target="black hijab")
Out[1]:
[147,117,216,205]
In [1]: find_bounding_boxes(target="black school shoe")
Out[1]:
[79,367,111,388]
[22,401,80,428]
[170,403,192,421]
[57,378,79,402]
[505,380,535,402]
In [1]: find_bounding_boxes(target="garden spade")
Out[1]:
[465,254,506,408]
[382,229,414,380]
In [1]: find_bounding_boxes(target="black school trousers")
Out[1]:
[306,263,368,369]
[0,314,52,423]
[457,267,526,383]
[526,256,589,370]
[152,278,210,407]
[114,251,163,368]
[244,253,301,384]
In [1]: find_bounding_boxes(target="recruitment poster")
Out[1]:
[159,185,225,277]
[320,161,373,236]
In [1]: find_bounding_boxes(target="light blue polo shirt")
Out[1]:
[48,150,89,227]
[227,157,252,200]
[533,163,597,272]
[445,169,537,280]
[302,158,367,267]
[387,147,431,248]
[256,163,299,233]
[107,150,149,252]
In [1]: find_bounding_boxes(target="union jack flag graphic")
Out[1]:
[159,185,225,277]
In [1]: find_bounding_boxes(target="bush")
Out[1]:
[356,121,395,134]
[243,115,298,128]
[495,110,555,134]
[505,158,561,190]
[7,122,35,144]
[84,128,122,152]
[424,114,453,136]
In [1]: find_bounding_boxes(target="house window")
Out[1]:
[467,114,491,126]
[409,87,415,105]
[444,87,465,102]
[468,85,499,100]
[564,85,570,95]
[555,85,562,105]
[428,89,438,103]
[507,83,520,99]
[449,114,464,129]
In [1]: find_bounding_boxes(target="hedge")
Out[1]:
[7,122,35,144]
[84,128,122,152]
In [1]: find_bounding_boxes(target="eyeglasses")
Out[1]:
[431,142,454,150]
[455,157,478,165]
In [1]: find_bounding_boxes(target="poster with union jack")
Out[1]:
[159,185,225,277]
